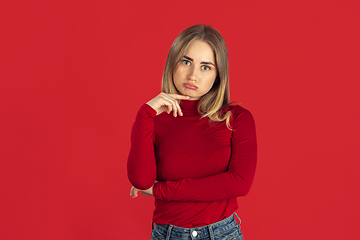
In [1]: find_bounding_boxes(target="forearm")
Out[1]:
[127,104,157,190]
[153,107,257,202]
[153,151,256,201]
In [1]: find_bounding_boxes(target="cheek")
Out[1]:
[204,74,217,89]
[172,69,183,89]
[172,70,180,85]
[173,66,186,82]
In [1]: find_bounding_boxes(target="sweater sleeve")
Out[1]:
[127,103,158,190]
[153,107,257,201]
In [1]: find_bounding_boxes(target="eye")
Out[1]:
[182,60,190,66]
[202,65,211,71]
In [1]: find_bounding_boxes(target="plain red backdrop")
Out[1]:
[1,0,359,239]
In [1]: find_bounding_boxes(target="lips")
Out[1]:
[184,83,198,90]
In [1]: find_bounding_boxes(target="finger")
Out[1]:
[160,95,177,117]
[169,97,182,117]
[130,186,139,198]
[167,94,191,100]
[162,95,181,117]
[130,186,134,197]
[166,95,188,116]
[130,186,135,198]
[170,98,178,117]
[141,189,153,197]
[157,93,174,115]
[176,99,183,117]
[141,192,152,197]
[164,101,173,115]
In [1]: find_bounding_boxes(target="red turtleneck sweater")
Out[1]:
[127,100,257,227]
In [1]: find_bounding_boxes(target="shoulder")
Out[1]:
[223,103,253,118]
[222,103,255,127]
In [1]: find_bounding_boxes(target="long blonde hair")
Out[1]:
[162,25,232,129]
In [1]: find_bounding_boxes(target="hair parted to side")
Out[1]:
[162,24,233,129]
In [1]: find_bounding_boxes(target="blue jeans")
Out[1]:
[151,213,243,240]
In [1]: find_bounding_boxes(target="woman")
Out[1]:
[127,25,257,240]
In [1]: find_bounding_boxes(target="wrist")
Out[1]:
[152,181,160,198]
[139,103,157,118]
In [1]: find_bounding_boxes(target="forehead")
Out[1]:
[184,40,215,61]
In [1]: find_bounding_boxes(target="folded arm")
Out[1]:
[127,94,190,190]
[127,104,158,190]
[153,108,257,202]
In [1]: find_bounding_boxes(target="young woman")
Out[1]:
[127,25,257,240]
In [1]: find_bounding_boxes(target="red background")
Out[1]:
[1,0,359,239]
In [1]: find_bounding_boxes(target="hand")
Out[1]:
[146,93,190,117]
[130,181,157,198]
[141,186,153,197]
[130,186,141,198]
[129,186,153,198]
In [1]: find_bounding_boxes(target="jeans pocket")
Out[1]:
[150,225,166,240]
[214,224,243,240]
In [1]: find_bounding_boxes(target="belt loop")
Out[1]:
[233,212,241,228]
[208,224,215,240]
[166,225,173,240]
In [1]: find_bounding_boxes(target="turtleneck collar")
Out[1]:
[179,99,200,114]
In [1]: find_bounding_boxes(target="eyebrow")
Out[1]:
[183,55,216,66]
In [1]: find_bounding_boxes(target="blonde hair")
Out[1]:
[162,25,232,129]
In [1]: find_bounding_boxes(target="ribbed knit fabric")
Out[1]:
[127,100,257,227]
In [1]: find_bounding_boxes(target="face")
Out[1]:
[173,40,217,100]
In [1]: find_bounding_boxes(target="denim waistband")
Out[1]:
[153,213,241,240]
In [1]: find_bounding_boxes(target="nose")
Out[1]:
[188,65,198,81]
